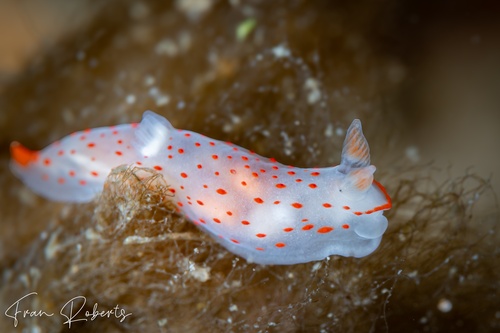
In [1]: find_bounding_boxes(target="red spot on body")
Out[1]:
[308,183,317,188]
[343,206,350,210]
[197,200,204,205]
[274,200,281,204]
[230,169,236,174]
[178,148,184,154]
[169,189,176,193]
[256,247,264,251]
[226,211,233,216]
[212,154,218,160]
[323,203,332,208]
[256,233,266,238]
[209,142,215,146]
[302,224,314,231]
[115,151,123,156]
[167,145,172,150]
[112,130,119,135]
[276,183,286,189]
[284,227,295,233]
[291,202,303,209]
[199,218,206,224]
[180,172,188,178]
[117,140,123,144]
[272,175,278,179]
[214,171,220,176]
[275,243,286,248]
[254,197,264,204]
[342,224,350,229]
[295,179,303,182]
[136,161,142,165]
[79,180,87,185]
[57,178,65,184]
[311,172,320,176]
[168,155,173,159]
[227,155,233,159]
[241,181,247,186]
[230,239,239,244]
[87,143,95,148]
[197,164,202,169]
[260,169,266,173]
[241,220,250,225]
[69,170,75,177]
[242,156,248,161]
[252,172,258,178]
[272,165,279,170]
[43,158,51,166]
[203,184,208,188]
[287,171,296,175]
[213,218,221,223]
[216,188,227,195]
[154,165,162,171]
[79,135,86,141]
[269,157,277,163]
[57,150,64,156]
[354,211,363,216]
[184,133,191,137]
[90,171,98,177]
[302,218,309,222]
[317,226,334,233]
[195,142,201,147]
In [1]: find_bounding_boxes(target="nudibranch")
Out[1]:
[10,111,391,265]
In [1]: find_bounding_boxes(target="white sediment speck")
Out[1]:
[405,145,420,163]
[437,298,453,313]
[126,94,136,104]
[272,45,291,58]
[304,78,322,104]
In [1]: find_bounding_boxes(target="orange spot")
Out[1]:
[227,155,232,159]
[57,150,64,156]
[365,210,374,214]
[283,227,294,232]
[195,142,201,147]
[230,239,239,244]
[256,233,266,238]
[252,172,258,178]
[272,165,279,170]
[308,183,317,188]
[10,142,39,167]
[117,140,123,144]
[197,200,204,205]
[169,188,176,193]
[244,165,250,169]
[178,148,184,154]
[203,185,208,188]
[136,161,142,165]
[154,165,162,171]
[241,220,250,225]
[226,211,233,216]
[311,172,320,176]
[168,155,173,159]
[209,142,215,146]
[354,211,363,216]
[214,171,220,176]
[167,145,172,150]
[79,180,87,185]
[273,201,281,205]
[87,143,95,148]
[212,154,218,160]
[302,224,314,231]
[69,170,76,177]
[287,171,296,175]
[57,177,65,184]
[230,169,236,174]
[112,130,119,135]
[254,197,264,204]
[342,224,350,229]
[343,206,350,210]
[216,188,227,195]
[291,202,303,209]
[184,133,191,137]
[79,135,86,141]
[317,226,333,233]
[213,218,221,223]
[269,157,277,163]
[180,172,188,178]
[260,169,266,173]
[323,203,332,208]
[295,179,302,182]
[115,151,123,156]
[199,218,206,224]
[276,183,286,189]
[241,181,247,186]
[275,242,286,248]
[43,158,51,166]
[90,171,98,177]
[256,247,264,251]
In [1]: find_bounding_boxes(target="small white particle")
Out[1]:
[335,127,344,137]
[304,78,322,104]
[437,298,453,313]
[271,45,291,58]
[126,94,136,104]
[324,123,333,137]
[177,100,186,109]
[144,75,156,86]
[311,262,322,272]
[229,304,238,312]
[405,146,420,163]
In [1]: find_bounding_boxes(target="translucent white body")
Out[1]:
[11,111,391,265]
